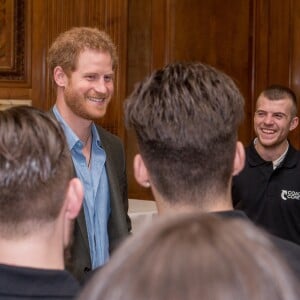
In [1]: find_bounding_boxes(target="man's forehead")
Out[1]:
[75,49,113,71]
[256,95,293,110]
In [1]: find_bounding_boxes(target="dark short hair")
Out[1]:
[260,84,298,117]
[124,62,244,205]
[47,27,118,80]
[78,213,300,300]
[0,106,72,237]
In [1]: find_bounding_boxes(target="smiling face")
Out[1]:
[63,49,114,121]
[254,95,298,151]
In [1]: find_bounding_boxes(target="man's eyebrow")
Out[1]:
[255,110,288,116]
[273,112,288,116]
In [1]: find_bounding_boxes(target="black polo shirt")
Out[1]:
[0,263,80,299]
[232,141,300,245]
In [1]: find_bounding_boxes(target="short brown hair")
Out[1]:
[260,84,298,117]
[0,106,72,237]
[47,27,118,80]
[125,62,244,205]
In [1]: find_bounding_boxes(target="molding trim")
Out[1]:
[0,0,26,81]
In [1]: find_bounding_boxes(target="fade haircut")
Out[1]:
[47,26,118,81]
[0,106,73,237]
[260,84,298,117]
[125,62,244,205]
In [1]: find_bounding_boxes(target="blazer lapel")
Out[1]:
[72,164,90,251]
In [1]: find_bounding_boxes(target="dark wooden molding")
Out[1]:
[0,0,26,82]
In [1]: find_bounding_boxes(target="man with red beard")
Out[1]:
[47,27,131,283]
[232,84,300,244]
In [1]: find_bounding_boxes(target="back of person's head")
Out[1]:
[0,106,73,238]
[47,26,118,80]
[124,62,244,205]
[77,213,300,300]
[260,84,298,117]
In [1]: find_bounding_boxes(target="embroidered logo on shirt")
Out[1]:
[281,190,300,200]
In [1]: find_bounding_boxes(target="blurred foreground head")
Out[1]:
[78,213,300,300]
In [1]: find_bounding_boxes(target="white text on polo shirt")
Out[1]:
[281,190,300,200]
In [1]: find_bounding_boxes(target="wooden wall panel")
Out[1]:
[164,0,253,145]
[126,0,154,200]
[0,0,31,107]
[289,0,300,149]
[254,0,300,148]
[31,0,48,109]
[0,0,128,138]
[127,0,254,199]
[1,0,300,199]
[253,0,291,97]
[45,0,128,139]
[126,0,300,200]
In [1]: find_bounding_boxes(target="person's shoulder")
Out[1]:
[95,125,124,151]
[285,143,300,167]
[270,235,300,277]
[244,141,255,154]
[271,234,300,252]
[0,264,80,299]
[46,107,55,117]
[288,143,300,156]
[96,125,122,141]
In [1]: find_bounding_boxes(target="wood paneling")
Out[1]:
[253,0,300,148]
[126,0,300,199]
[289,0,300,149]
[44,0,128,139]
[0,0,128,138]
[126,0,154,200]
[165,0,253,145]
[1,0,300,199]
[127,0,253,199]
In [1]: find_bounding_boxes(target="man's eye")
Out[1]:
[274,114,283,119]
[255,111,265,117]
[104,75,113,82]
[86,75,96,80]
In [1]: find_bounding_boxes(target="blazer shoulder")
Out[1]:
[96,125,123,148]
[96,125,121,142]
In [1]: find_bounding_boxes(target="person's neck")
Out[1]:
[0,228,64,270]
[254,139,289,162]
[156,192,233,215]
[55,97,93,142]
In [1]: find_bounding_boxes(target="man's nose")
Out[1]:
[263,114,274,124]
[94,78,108,94]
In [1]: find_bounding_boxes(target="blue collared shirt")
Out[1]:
[53,106,111,269]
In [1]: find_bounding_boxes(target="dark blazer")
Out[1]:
[50,111,131,283]
[70,125,131,283]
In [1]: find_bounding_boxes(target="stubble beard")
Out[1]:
[64,86,103,121]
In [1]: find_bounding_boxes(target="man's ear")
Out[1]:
[232,141,245,176]
[133,154,151,188]
[289,116,299,131]
[53,66,68,87]
[64,178,83,220]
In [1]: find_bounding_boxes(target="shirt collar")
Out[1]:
[52,105,101,149]
[253,137,289,169]
[273,144,289,169]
